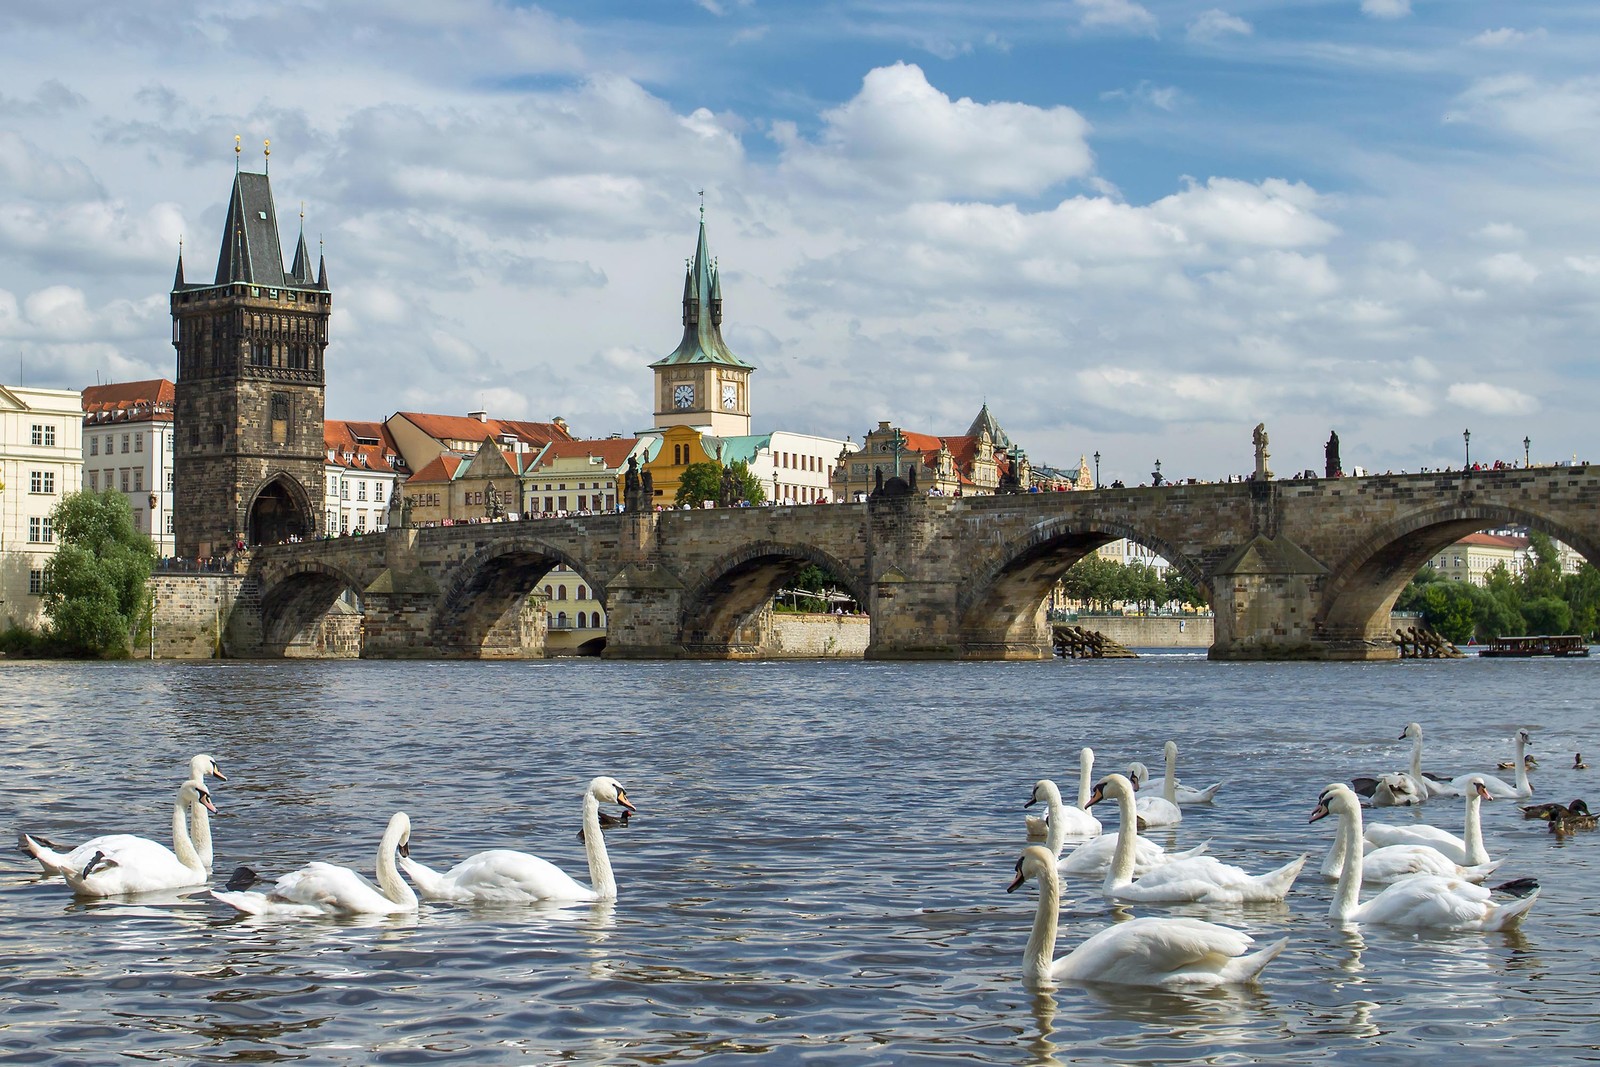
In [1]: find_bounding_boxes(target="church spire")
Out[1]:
[651,210,752,371]
[289,203,313,284]
[173,237,186,289]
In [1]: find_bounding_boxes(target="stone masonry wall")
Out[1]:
[150,574,245,659]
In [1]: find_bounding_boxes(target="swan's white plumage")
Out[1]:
[1311,783,1538,930]
[1363,777,1495,866]
[398,777,634,904]
[1025,764,1101,843]
[1091,774,1305,904]
[211,812,417,917]
[53,780,215,897]
[1446,729,1534,800]
[1009,845,1287,988]
[1163,741,1224,805]
[1126,762,1182,828]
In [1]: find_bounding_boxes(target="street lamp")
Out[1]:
[1152,459,1163,487]
[1524,436,1531,469]
[772,468,780,505]
[1463,429,1471,470]
[1093,451,1100,490]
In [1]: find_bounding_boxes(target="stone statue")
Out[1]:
[875,467,884,494]
[641,469,654,505]
[1253,423,1272,481]
[484,480,502,519]
[1325,431,1342,479]
[907,464,918,492]
[624,455,641,510]
[719,463,739,507]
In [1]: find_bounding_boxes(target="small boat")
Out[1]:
[1478,635,1591,658]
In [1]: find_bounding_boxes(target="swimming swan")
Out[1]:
[1044,774,1209,878]
[211,812,417,916]
[53,780,216,897]
[1310,783,1539,930]
[1353,723,1453,803]
[399,777,635,904]
[1007,845,1288,988]
[1363,776,1495,866]
[1089,773,1306,903]
[1449,729,1533,800]
[1125,761,1182,828]
[1318,820,1500,884]
[1024,759,1102,840]
[19,753,226,876]
[1164,741,1224,805]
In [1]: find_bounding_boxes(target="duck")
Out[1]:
[1163,740,1224,805]
[18,752,227,876]
[1449,729,1534,799]
[1575,753,1589,771]
[1024,748,1101,839]
[1125,761,1182,828]
[1521,798,1588,821]
[54,780,216,897]
[211,812,417,916]
[1498,754,1537,772]
[1549,806,1598,834]
[1363,776,1495,866]
[399,777,635,904]
[1007,845,1288,989]
[1087,773,1305,904]
[1310,783,1539,930]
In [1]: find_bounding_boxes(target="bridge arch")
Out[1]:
[255,559,367,658]
[434,535,606,659]
[245,472,315,547]
[679,540,869,658]
[1318,502,1600,646]
[956,516,1207,658]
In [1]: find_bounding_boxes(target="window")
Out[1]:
[134,433,144,453]
[89,471,98,491]
[28,517,52,543]
[357,483,367,501]
[341,482,349,500]
[374,484,385,502]
[189,424,200,448]
[212,424,224,446]
[29,570,45,595]
[120,469,129,493]
[89,436,99,456]
[121,433,130,453]
[166,434,173,452]
[577,585,588,600]
[355,514,367,532]
[166,514,174,534]
[544,585,553,598]
[133,470,143,492]
[166,471,174,492]
[594,610,604,628]
[271,394,290,445]
[29,471,54,494]
[557,586,567,601]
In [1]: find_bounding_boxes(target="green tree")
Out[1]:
[42,490,156,657]
[673,460,766,508]
[1561,565,1600,638]
[1521,531,1564,600]
[1522,595,1573,635]
[730,460,766,505]
[1164,571,1207,611]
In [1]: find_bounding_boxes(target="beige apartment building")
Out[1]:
[0,385,84,627]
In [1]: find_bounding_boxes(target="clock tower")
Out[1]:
[649,212,753,436]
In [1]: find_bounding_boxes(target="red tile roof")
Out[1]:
[1458,532,1529,550]
[82,379,175,423]
[395,412,573,450]
[325,419,406,473]
[407,453,467,484]
[532,438,641,470]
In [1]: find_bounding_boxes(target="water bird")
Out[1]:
[1549,806,1598,834]
[1007,845,1288,989]
[1352,723,1451,804]
[1450,729,1534,799]
[1363,776,1496,867]
[1125,762,1182,828]
[1024,748,1101,839]
[1087,774,1306,903]
[1310,783,1539,930]
[1498,754,1537,771]
[1576,754,1589,770]
[18,753,227,875]
[1044,777,1207,878]
[1521,799,1588,821]
[49,780,216,897]
[399,777,635,904]
[211,812,417,916]
[576,807,632,841]
[1162,740,1224,804]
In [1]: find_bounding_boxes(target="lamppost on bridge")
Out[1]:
[1093,451,1100,490]
[1524,436,1531,469]
[1152,459,1163,487]
[772,468,780,506]
[1463,429,1471,470]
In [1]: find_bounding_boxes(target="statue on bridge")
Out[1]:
[719,463,740,507]
[1253,423,1272,481]
[624,455,642,511]
[484,481,505,520]
[1325,431,1342,479]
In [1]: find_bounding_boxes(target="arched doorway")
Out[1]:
[248,477,312,547]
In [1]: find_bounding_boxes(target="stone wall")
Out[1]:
[150,574,245,659]
[1076,615,1215,648]
[764,610,870,658]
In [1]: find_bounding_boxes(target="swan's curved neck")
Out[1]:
[1462,790,1487,866]
[582,791,617,901]
[171,797,203,872]
[1409,730,1424,781]
[1514,734,1529,794]
[1024,864,1061,983]
[1104,784,1139,894]
[1043,782,1069,859]
[190,795,213,869]
[376,821,418,909]
[1163,746,1177,804]
[1331,802,1364,922]
[1076,750,1093,810]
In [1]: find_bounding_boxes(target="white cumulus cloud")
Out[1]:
[1447,382,1537,416]
[1188,9,1252,43]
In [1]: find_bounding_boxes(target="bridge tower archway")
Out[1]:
[956,519,1206,659]
[246,473,315,548]
[1317,503,1600,653]
[678,541,869,658]
[434,538,604,659]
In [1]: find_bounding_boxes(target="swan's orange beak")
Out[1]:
[1309,798,1332,823]
[616,790,637,814]
[211,764,228,782]
[199,792,218,814]
[1475,781,1493,800]
[1087,782,1107,808]
[1006,858,1027,893]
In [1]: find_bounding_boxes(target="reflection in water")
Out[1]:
[1024,988,1064,1067]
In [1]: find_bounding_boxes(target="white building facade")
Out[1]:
[81,380,176,558]
[1,384,84,627]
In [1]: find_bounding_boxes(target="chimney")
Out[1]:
[468,410,488,422]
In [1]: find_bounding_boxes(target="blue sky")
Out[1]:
[1,1,1595,483]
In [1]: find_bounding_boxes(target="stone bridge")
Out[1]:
[227,466,1600,661]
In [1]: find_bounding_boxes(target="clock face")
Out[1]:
[673,383,694,409]
[722,383,738,410]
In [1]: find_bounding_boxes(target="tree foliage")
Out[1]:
[674,460,765,507]
[1396,533,1599,641]
[42,490,156,657]
[1058,550,1207,614]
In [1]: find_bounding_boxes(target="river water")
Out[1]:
[2,655,1598,1065]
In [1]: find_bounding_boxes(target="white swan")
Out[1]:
[398,777,634,904]
[1164,740,1224,805]
[54,780,216,897]
[1310,783,1539,930]
[211,812,417,917]
[1448,729,1534,799]
[1318,817,1500,884]
[1353,723,1454,804]
[1089,774,1305,904]
[19,752,226,876]
[1024,761,1101,840]
[1008,845,1288,988]
[1125,761,1182,828]
[1364,777,1495,866]
[1049,772,1209,879]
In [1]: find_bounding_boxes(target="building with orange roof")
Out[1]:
[323,420,407,536]
[1430,531,1532,586]
[385,409,572,477]
[832,405,1027,501]
[82,378,176,556]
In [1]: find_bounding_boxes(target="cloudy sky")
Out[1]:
[2,1,1595,483]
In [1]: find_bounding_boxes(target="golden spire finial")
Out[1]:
[235,134,241,172]
[263,138,271,173]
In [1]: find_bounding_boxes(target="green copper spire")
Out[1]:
[650,214,753,370]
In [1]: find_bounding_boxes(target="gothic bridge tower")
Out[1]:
[171,147,329,557]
